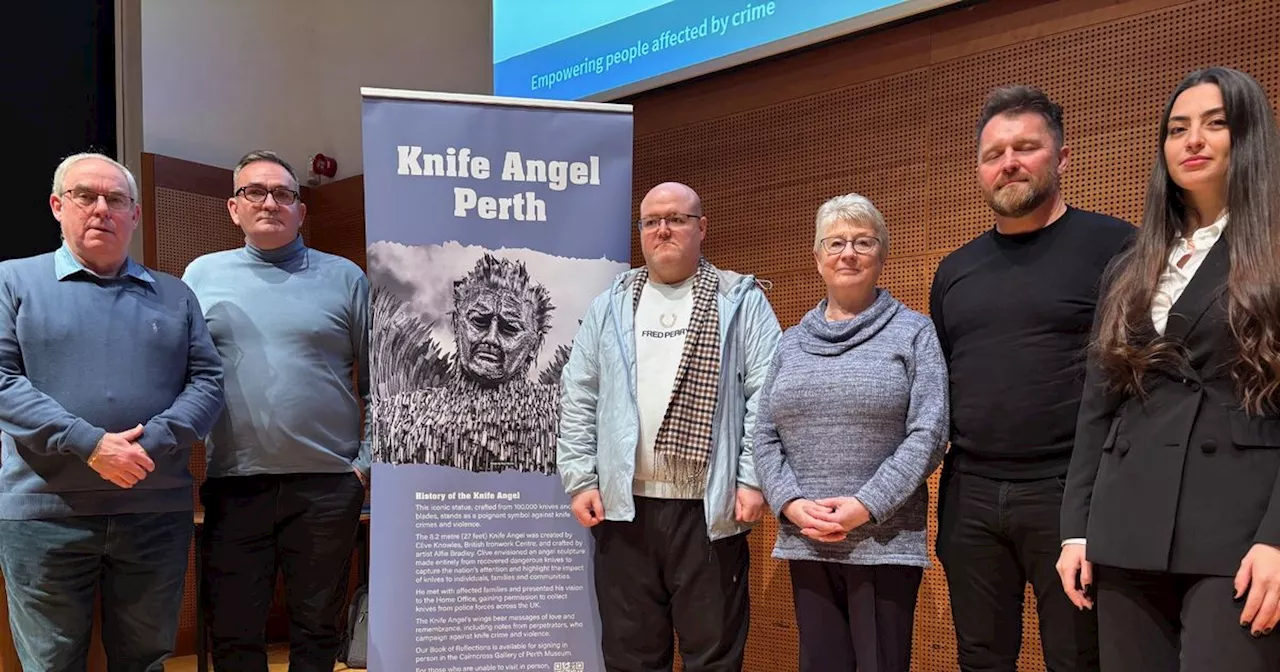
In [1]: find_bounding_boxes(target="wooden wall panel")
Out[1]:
[623,0,1280,670]
[307,175,367,269]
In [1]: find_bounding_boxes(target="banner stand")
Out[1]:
[360,87,632,672]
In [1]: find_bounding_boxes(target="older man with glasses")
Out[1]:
[0,152,224,671]
[183,149,371,672]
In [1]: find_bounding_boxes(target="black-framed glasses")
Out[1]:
[62,189,134,212]
[636,213,700,231]
[235,185,300,205]
[820,236,880,256]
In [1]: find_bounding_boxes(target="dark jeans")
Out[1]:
[592,496,750,672]
[789,560,922,672]
[1095,566,1280,671]
[0,511,193,672]
[936,467,1100,672]
[201,472,365,672]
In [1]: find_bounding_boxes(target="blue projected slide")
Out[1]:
[493,0,953,100]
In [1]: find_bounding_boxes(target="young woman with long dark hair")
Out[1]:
[1058,66,1280,670]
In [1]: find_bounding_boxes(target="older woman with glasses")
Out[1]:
[755,193,950,672]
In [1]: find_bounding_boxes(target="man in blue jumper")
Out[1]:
[183,149,370,672]
[0,152,225,672]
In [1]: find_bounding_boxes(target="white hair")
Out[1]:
[813,193,890,259]
[51,153,139,201]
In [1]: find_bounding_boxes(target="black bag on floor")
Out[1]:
[341,583,370,668]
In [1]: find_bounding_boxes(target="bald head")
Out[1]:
[637,181,707,284]
[640,181,702,216]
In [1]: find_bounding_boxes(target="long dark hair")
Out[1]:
[1093,66,1280,415]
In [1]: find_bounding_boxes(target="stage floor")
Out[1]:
[165,644,363,671]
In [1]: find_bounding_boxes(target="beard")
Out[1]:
[985,169,1058,217]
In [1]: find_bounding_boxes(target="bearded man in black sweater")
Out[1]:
[929,85,1134,672]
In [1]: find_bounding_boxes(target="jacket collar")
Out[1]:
[1162,229,1230,343]
[611,259,760,303]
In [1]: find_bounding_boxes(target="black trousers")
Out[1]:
[592,496,750,672]
[936,467,1100,672]
[200,472,365,672]
[1095,565,1280,671]
[789,560,922,672]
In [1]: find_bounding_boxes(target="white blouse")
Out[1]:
[1151,212,1228,335]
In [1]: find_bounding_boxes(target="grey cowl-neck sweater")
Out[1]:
[753,288,950,566]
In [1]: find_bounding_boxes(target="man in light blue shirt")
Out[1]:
[0,152,224,672]
[183,150,370,672]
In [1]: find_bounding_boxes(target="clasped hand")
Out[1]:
[88,425,155,489]
[784,496,872,543]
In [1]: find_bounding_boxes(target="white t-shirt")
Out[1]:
[633,276,702,499]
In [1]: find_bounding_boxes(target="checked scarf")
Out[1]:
[632,258,721,488]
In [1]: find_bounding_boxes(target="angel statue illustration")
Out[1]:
[370,253,571,474]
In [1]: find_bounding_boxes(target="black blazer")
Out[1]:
[1062,237,1280,576]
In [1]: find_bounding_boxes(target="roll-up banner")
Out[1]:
[360,88,632,672]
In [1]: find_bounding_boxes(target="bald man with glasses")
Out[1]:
[558,182,781,671]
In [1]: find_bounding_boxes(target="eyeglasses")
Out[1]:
[235,185,300,205]
[636,213,700,231]
[820,236,881,256]
[62,189,134,212]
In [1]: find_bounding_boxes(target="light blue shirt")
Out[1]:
[183,236,371,480]
[54,244,155,283]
